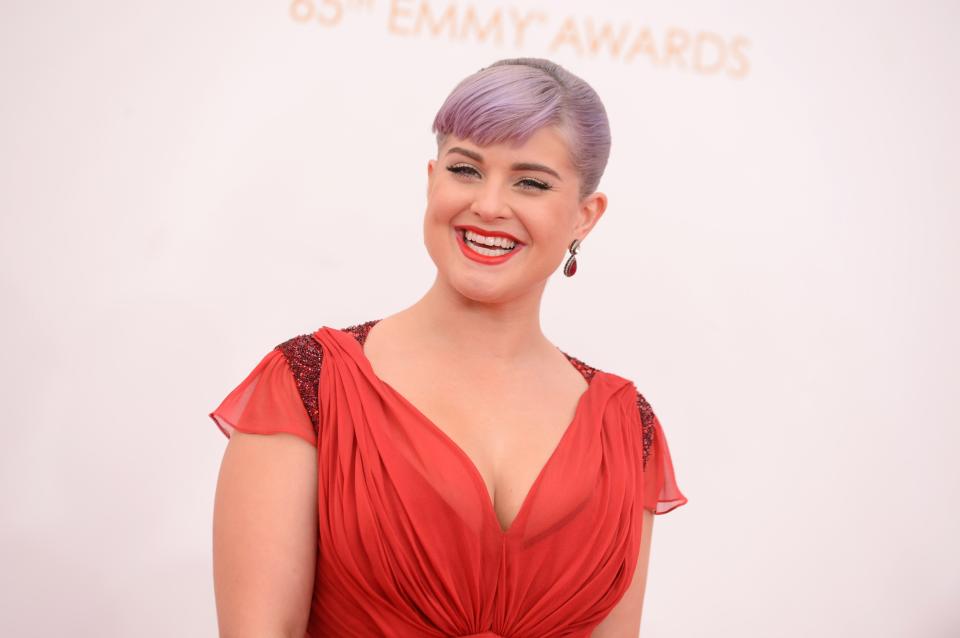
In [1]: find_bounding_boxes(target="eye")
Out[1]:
[446,164,480,178]
[445,164,554,192]
[517,178,552,191]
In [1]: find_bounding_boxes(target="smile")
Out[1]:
[454,226,525,265]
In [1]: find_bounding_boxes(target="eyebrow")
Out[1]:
[446,146,563,181]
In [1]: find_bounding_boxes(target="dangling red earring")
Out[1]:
[563,238,581,277]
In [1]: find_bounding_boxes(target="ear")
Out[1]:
[427,158,436,198]
[573,191,608,238]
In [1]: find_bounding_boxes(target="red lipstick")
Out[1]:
[455,225,524,244]
[454,226,525,266]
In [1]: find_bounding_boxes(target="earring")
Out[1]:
[563,238,581,277]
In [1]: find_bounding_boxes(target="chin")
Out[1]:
[452,268,549,305]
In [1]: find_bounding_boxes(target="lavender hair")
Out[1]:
[431,58,612,200]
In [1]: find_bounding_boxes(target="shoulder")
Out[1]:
[614,376,657,471]
[559,349,602,383]
[272,317,376,368]
[275,333,325,379]
[272,332,325,430]
[633,388,657,470]
[584,360,655,428]
[588,358,657,470]
[608,369,657,471]
[558,349,657,469]
[269,319,374,424]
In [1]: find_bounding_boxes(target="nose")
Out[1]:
[470,180,511,220]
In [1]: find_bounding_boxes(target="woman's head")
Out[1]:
[421,58,610,306]
[431,58,611,201]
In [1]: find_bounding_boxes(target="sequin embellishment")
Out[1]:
[558,350,599,383]
[275,334,325,433]
[635,390,655,470]
[340,318,379,347]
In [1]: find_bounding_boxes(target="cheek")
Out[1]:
[425,190,463,224]
[529,209,573,244]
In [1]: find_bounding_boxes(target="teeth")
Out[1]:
[464,229,517,249]
[469,243,512,256]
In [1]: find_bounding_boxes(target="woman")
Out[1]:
[209,57,687,637]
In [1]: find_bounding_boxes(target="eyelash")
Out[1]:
[446,164,553,191]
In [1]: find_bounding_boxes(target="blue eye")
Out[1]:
[446,164,553,191]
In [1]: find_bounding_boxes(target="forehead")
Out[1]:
[443,126,575,173]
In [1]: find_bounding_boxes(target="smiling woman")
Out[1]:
[209,57,687,638]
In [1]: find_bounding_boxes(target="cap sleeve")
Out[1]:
[208,341,319,447]
[637,391,688,515]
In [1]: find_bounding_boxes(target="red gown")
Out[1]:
[209,319,687,637]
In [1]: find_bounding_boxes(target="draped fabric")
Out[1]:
[208,320,687,637]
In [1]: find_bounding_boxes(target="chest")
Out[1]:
[368,352,590,533]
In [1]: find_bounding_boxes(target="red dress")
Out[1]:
[209,319,687,637]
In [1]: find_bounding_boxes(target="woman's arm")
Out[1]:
[590,509,655,637]
[212,431,318,638]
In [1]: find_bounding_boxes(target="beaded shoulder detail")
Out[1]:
[635,390,656,471]
[558,350,599,383]
[271,319,380,433]
[275,334,324,433]
[340,318,380,346]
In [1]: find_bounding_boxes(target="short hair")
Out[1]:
[431,58,611,200]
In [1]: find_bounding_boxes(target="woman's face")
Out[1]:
[423,125,607,305]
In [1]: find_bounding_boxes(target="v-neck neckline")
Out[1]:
[333,317,600,538]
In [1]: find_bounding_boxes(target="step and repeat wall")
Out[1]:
[2,1,958,636]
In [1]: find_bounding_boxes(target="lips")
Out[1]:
[454,225,524,245]
[454,225,525,265]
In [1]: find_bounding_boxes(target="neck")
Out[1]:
[396,272,552,363]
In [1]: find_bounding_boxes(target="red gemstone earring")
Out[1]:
[563,238,581,277]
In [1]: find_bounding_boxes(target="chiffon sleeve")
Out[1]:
[638,392,688,515]
[208,347,318,447]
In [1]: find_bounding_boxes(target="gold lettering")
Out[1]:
[548,17,583,55]
[416,2,458,38]
[624,27,660,65]
[316,0,343,26]
[331,4,749,81]
[290,0,315,23]
[461,5,503,45]
[508,8,544,49]
[387,0,414,36]
[664,28,690,68]
[583,17,631,57]
[693,31,725,74]
[727,36,750,78]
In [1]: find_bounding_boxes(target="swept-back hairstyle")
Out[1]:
[431,58,611,200]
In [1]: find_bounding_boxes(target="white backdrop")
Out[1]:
[2,1,958,636]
